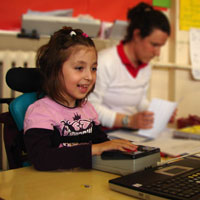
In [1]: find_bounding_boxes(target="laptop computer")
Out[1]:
[109,155,200,200]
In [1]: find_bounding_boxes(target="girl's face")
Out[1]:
[133,29,168,64]
[61,46,97,107]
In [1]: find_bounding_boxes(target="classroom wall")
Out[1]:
[0,0,153,30]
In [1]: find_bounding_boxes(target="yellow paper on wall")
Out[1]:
[180,0,200,30]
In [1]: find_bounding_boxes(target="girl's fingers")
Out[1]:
[111,139,138,151]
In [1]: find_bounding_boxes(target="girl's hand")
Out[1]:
[92,139,137,156]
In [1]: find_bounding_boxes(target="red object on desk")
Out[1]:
[124,147,138,153]
[177,115,200,129]
[160,152,170,158]
[160,152,181,158]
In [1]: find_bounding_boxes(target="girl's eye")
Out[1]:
[92,66,97,71]
[75,66,83,71]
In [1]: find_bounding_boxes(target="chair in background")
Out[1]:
[0,67,41,169]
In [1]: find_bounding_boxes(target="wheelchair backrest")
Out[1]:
[9,92,38,131]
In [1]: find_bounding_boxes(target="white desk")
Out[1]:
[0,166,137,200]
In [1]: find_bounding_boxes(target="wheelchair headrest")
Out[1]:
[6,67,41,93]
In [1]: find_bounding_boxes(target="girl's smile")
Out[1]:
[78,84,90,93]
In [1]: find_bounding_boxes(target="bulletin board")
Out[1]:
[0,0,168,31]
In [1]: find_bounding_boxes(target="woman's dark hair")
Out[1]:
[36,26,96,106]
[124,2,170,43]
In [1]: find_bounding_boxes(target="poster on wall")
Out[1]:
[189,28,200,80]
[180,0,200,30]
[152,0,171,8]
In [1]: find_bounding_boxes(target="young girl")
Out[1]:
[23,27,136,171]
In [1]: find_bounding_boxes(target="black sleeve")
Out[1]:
[92,124,110,144]
[24,128,92,171]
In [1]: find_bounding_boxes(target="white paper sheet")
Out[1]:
[138,98,177,138]
[108,130,151,143]
[189,28,200,80]
[140,135,200,157]
[108,128,200,157]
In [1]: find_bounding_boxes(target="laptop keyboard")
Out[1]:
[143,169,200,199]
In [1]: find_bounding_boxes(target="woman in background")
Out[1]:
[89,2,171,130]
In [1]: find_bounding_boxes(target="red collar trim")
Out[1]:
[117,41,147,78]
